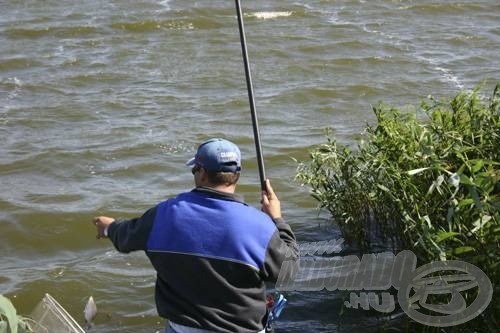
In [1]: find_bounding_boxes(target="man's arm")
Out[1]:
[92,206,157,253]
[260,179,300,282]
[261,219,299,283]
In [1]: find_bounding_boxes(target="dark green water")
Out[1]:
[1,1,499,332]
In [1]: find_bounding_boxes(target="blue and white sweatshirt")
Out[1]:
[107,187,299,333]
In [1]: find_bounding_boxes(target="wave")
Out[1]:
[158,0,171,11]
[414,55,465,90]
[397,2,489,13]
[4,25,98,38]
[0,58,41,70]
[110,15,233,32]
[249,11,293,19]
[110,19,195,32]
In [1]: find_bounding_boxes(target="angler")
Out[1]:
[92,138,299,332]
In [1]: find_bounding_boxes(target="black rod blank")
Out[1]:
[234,0,266,191]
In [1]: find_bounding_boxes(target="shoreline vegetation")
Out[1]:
[296,84,499,331]
[0,295,33,333]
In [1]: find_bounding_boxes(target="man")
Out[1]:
[92,138,299,333]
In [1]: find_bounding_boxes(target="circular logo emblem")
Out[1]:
[398,260,492,327]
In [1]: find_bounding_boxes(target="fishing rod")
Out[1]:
[234,0,266,191]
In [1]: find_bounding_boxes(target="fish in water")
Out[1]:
[84,296,97,329]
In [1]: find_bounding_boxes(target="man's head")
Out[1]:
[186,138,241,188]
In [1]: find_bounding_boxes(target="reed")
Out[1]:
[296,85,499,331]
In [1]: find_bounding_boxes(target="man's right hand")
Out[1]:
[92,216,115,239]
[261,179,282,220]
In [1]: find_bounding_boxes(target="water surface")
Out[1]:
[1,1,498,332]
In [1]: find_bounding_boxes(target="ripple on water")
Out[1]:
[4,25,99,39]
[0,58,43,71]
[110,20,194,32]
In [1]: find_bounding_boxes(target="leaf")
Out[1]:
[427,174,445,195]
[435,231,461,243]
[436,174,444,185]
[453,246,475,255]
[377,184,391,192]
[0,295,18,333]
[471,159,485,173]
[471,215,492,233]
[459,174,475,186]
[448,172,460,188]
[17,318,34,333]
[458,198,474,207]
[407,167,429,175]
[0,322,7,333]
[468,185,482,210]
[427,181,436,195]
[422,215,432,229]
[446,207,455,225]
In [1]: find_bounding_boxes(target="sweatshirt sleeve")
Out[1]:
[107,206,158,253]
[260,218,299,283]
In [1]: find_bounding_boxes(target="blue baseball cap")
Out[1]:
[186,138,242,173]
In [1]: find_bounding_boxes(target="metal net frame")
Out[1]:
[29,294,85,333]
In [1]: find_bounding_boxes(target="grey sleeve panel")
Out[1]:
[107,206,158,253]
[260,218,299,283]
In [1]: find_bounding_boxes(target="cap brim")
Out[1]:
[185,157,196,167]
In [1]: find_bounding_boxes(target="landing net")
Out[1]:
[29,294,85,333]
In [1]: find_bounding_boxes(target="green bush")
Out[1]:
[296,85,499,330]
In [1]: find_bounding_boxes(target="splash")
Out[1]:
[251,11,293,19]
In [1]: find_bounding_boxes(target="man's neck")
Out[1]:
[203,184,236,194]
[194,185,245,204]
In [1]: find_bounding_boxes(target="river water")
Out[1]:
[1,1,498,332]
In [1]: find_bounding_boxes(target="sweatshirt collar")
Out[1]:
[192,186,245,204]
